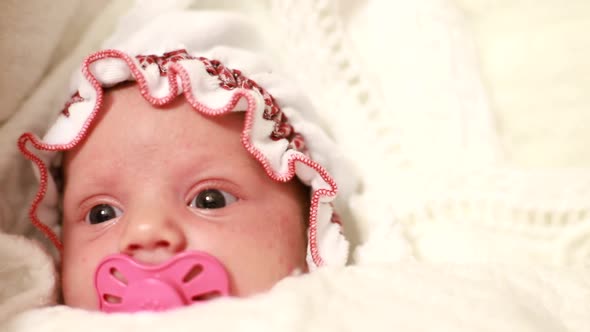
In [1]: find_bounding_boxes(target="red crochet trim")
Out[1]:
[197,57,307,152]
[19,49,339,266]
[136,49,195,76]
[61,92,83,118]
[17,135,63,251]
[135,50,308,154]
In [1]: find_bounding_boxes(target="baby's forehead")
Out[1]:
[100,83,245,137]
[64,84,247,170]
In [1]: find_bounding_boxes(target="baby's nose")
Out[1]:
[119,214,187,262]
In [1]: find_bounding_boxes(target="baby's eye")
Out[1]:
[189,189,237,209]
[86,204,123,224]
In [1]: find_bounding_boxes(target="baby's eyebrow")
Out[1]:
[63,165,120,197]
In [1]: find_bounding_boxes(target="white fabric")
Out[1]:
[271,0,590,267]
[455,0,590,167]
[1,0,590,331]
[0,233,56,323]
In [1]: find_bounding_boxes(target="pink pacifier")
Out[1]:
[94,251,230,313]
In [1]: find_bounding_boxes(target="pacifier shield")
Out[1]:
[94,251,230,313]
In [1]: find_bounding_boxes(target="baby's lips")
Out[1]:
[94,251,230,313]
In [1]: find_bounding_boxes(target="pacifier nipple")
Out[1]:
[94,251,230,313]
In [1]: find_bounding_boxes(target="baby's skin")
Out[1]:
[60,83,309,310]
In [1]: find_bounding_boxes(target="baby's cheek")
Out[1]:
[266,214,307,267]
[61,251,97,308]
[61,226,114,309]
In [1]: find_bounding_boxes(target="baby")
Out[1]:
[18,20,350,312]
[60,82,310,309]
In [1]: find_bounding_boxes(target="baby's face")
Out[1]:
[61,84,309,310]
